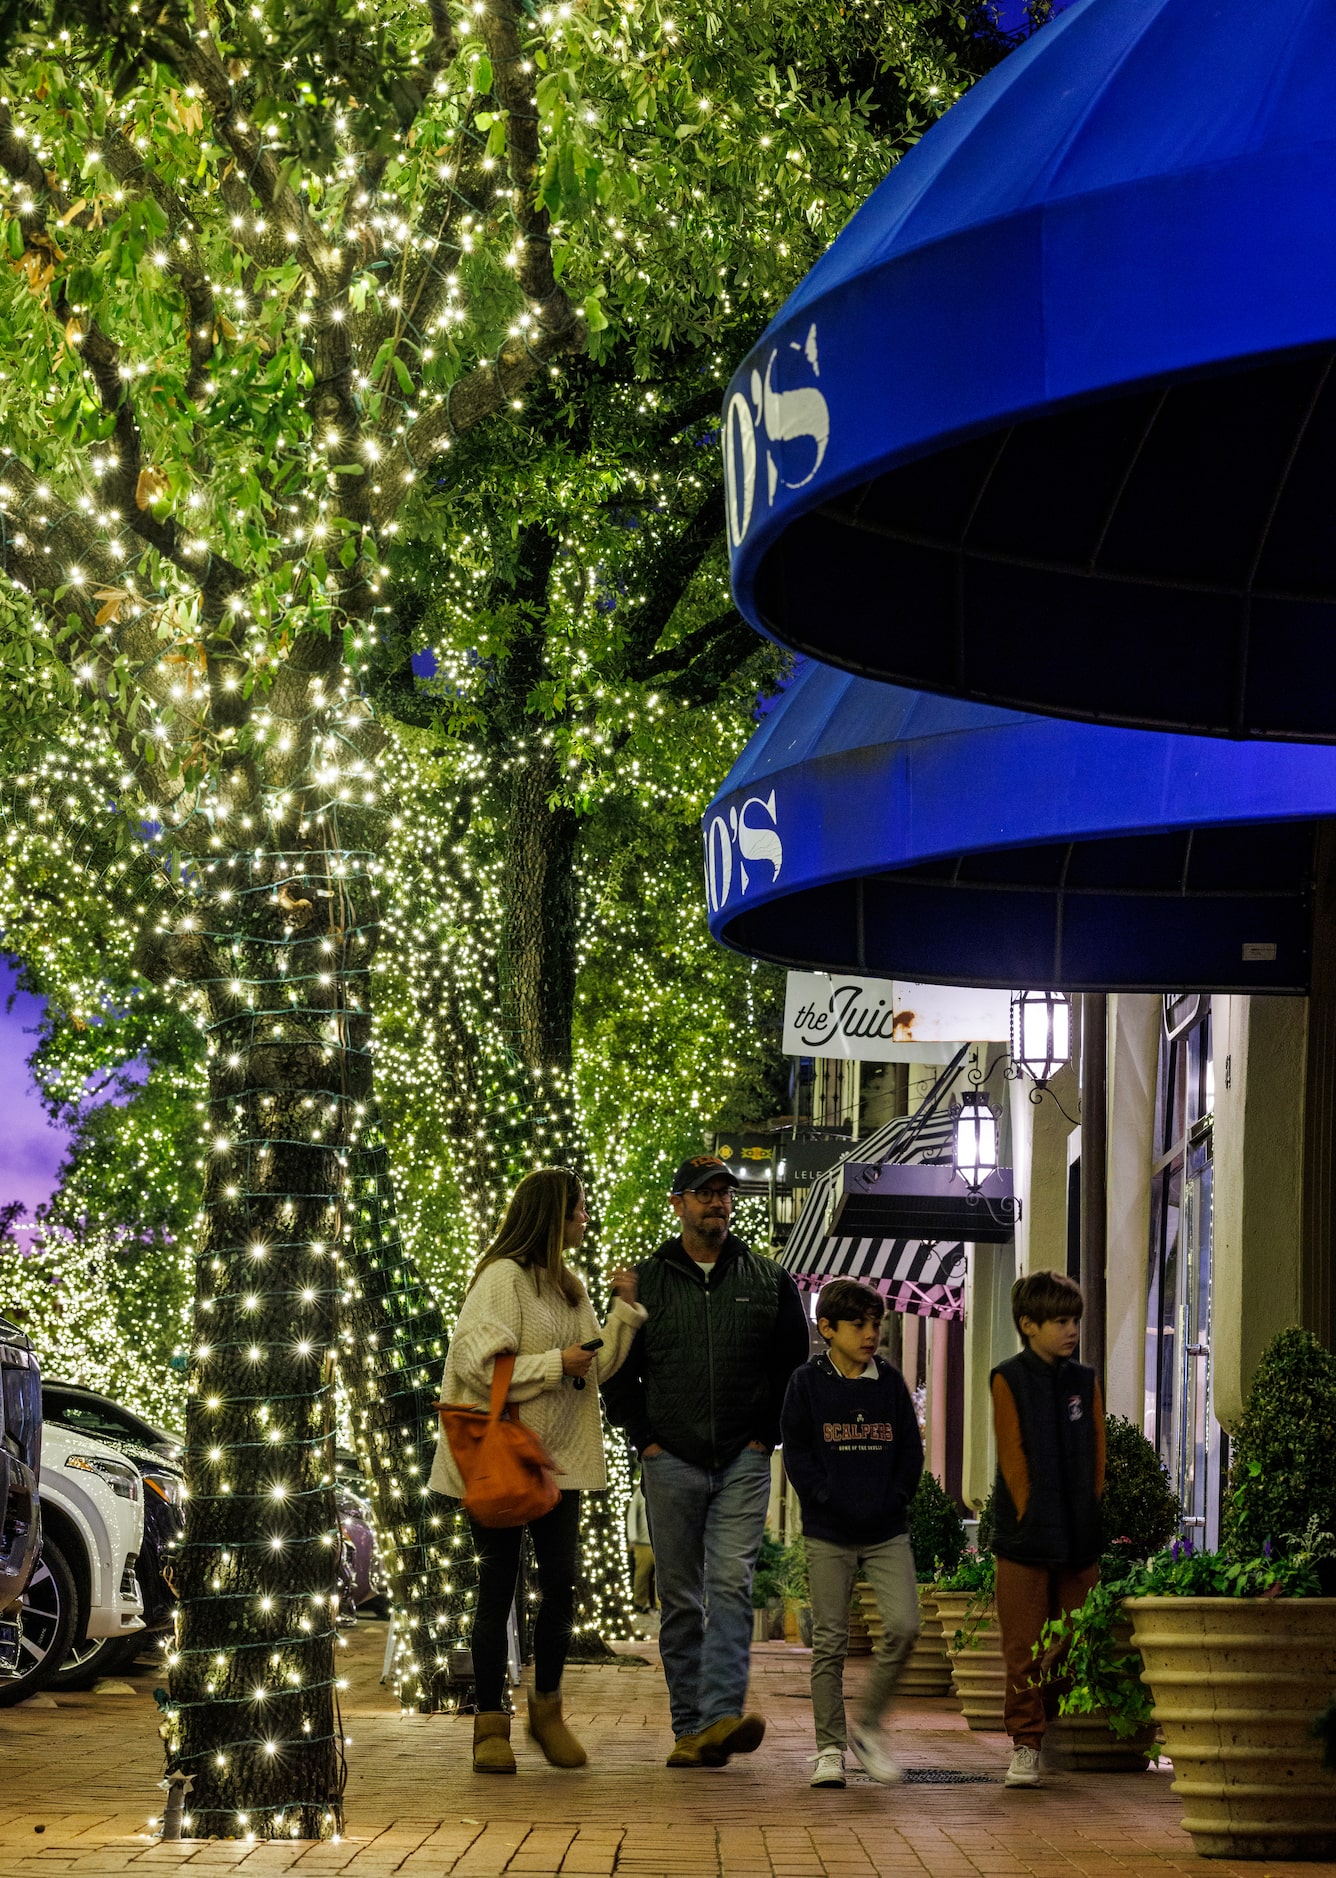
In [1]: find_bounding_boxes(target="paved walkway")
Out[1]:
[1,1621,1332,1876]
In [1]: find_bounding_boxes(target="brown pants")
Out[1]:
[994,1556,1099,1747]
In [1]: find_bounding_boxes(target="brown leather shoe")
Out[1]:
[473,1710,516,1774]
[526,1687,587,1768]
[666,1732,705,1767]
[696,1712,766,1766]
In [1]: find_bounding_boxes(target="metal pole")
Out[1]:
[1080,992,1108,1387]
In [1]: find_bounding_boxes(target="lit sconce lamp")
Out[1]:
[1010,989,1072,1090]
[951,1090,998,1192]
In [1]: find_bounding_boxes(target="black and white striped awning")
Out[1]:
[776,1051,972,1321]
[785,1234,968,1320]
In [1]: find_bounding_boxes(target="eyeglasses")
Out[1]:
[686,1185,734,1203]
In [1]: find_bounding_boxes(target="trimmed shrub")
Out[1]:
[908,1470,966,1580]
[1224,1325,1336,1560]
[1102,1414,1181,1559]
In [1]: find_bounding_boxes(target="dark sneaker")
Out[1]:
[666,1733,705,1768]
[696,1712,766,1766]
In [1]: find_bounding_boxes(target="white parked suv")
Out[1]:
[0,1420,145,1705]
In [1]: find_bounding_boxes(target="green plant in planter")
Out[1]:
[752,1534,788,1610]
[908,1471,967,1582]
[936,1548,995,1651]
[1102,1415,1181,1559]
[1225,1326,1336,1570]
[1036,1577,1156,1740]
[782,1537,809,1603]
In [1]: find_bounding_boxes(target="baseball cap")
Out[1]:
[670,1154,740,1195]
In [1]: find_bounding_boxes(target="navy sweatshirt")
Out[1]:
[781,1352,924,1547]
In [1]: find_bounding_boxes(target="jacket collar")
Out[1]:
[655,1232,749,1279]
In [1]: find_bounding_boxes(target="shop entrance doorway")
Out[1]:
[1146,995,1223,1548]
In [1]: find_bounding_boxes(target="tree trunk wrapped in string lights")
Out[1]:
[142,829,382,1835]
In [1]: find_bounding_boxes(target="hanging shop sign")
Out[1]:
[782,972,1010,1060]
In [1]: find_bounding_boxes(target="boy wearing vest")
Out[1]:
[781,1279,923,1791]
[991,1269,1106,1789]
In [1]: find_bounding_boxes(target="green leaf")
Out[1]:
[582,293,609,334]
[474,55,493,93]
[392,355,414,397]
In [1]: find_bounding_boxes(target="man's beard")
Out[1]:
[695,1215,728,1244]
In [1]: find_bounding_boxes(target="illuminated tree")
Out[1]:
[0,0,1000,1838]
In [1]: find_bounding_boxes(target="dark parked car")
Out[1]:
[0,1319,42,1676]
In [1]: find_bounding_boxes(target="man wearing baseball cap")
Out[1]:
[603,1151,811,1768]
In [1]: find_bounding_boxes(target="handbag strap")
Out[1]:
[489,1351,517,1422]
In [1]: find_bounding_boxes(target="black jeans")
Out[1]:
[467,1489,581,1711]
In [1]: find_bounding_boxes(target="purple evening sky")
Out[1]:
[0,958,69,1226]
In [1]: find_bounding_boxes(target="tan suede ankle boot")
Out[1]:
[526,1687,587,1767]
[472,1710,516,1773]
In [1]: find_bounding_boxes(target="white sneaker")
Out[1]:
[1005,1744,1042,1788]
[809,1747,846,1788]
[848,1722,902,1785]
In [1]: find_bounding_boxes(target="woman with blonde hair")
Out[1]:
[430,1166,644,1774]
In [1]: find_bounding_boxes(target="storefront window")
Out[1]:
[1145,997,1222,1546]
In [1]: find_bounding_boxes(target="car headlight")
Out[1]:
[144,1470,185,1508]
[64,1453,140,1501]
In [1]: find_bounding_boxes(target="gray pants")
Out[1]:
[806,1532,919,1751]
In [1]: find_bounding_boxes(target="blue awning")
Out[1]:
[704,662,1336,991]
[723,0,1336,741]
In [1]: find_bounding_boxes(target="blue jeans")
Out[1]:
[641,1445,772,1739]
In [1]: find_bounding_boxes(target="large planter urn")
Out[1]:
[857,1581,954,1697]
[1126,1596,1336,1859]
[932,1589,1006,1730]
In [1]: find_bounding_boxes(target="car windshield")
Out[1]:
[42,1389,173,1449]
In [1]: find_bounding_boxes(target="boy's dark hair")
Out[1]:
[815,1278,885,1334]
[1011,1268,1084,1337]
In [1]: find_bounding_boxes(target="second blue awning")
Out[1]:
[704,662,1336,991]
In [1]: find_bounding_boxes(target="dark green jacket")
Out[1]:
[602,1234,812,1469]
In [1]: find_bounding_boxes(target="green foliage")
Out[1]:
[782,1536,808,1603]
[1102,1413,1182,1560]
[752,1533,787,1608]
[1126,1540,1326,1600]
[1036,1579,1154,1741]
[0,1223,187,1428]
[909,1470,966,1582]
[1225,1326,1336,1561]
[937,1547,995,1596]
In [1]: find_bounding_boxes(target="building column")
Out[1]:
[1104,994,1160,1424]
[1212,994,1307,1429]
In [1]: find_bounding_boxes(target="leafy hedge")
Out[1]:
[1225,1326,1336,1561]
[1102,1414,1181,1559]
[908,1471,967,1581]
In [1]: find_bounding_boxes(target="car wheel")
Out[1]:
[49,1627,145,1692]
[0,1540,79,1707]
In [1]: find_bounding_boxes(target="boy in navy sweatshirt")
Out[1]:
[781,1279,923,1790]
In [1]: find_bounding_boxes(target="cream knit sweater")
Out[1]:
[428,1258,646,1495]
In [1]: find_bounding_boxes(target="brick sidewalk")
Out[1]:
[0,1623,1332,1876]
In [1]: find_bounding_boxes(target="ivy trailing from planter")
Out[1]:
[1035,1565,1155,1741]
[1038,1532,1336,1738]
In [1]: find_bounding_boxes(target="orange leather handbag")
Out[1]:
[439,1352,561,1528]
